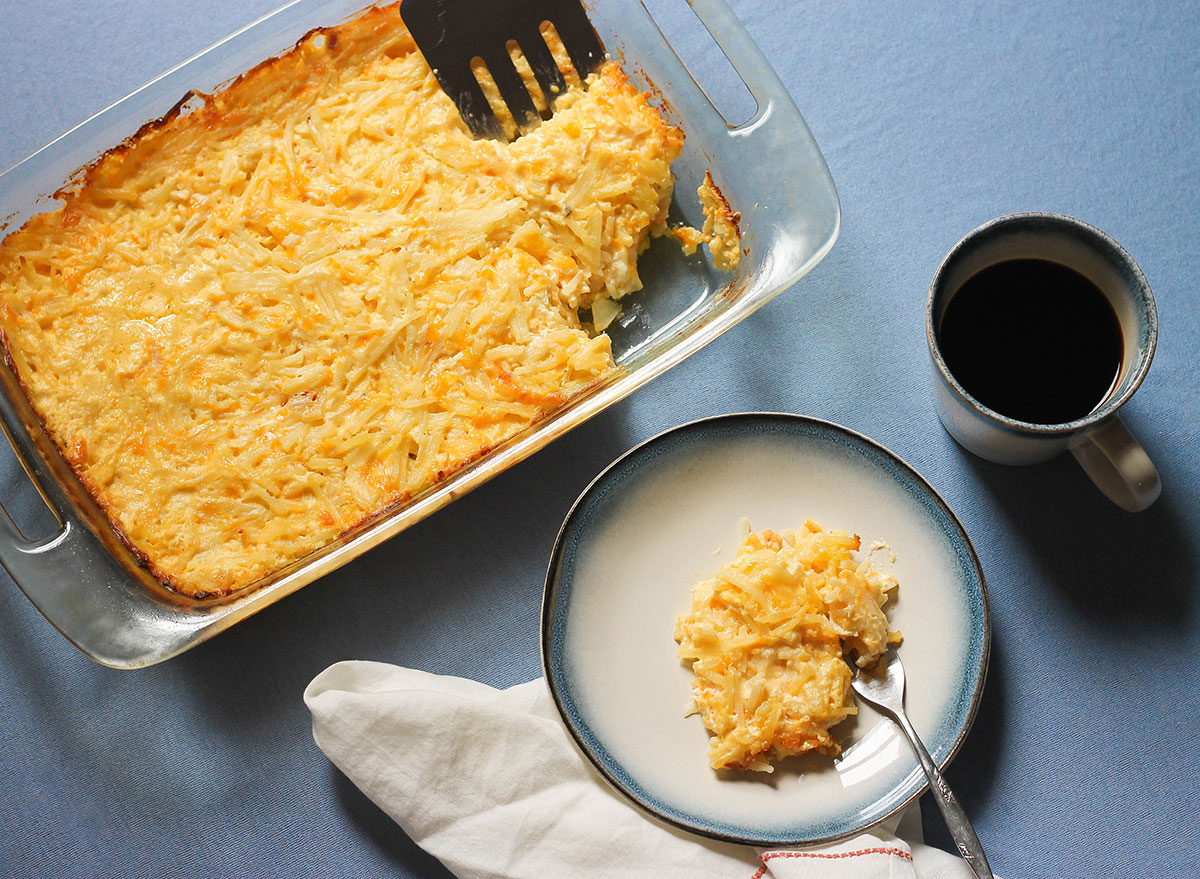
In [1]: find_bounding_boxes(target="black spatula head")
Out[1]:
[400,0,606,140]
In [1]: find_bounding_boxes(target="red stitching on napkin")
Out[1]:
[750,847,913,876]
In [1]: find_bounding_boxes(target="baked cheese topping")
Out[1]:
[0,4,688,597]
[674,520,901,772]
[698,170,742,272]
[671,171,741,272]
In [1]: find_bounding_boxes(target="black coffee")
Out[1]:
[937,258,1123,425]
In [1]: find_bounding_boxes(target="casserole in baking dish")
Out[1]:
[0,3,700,598]
[0,0,838,665]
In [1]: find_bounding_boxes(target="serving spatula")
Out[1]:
[400,0,606,140]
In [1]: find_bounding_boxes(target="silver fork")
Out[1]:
[851,648,995,878]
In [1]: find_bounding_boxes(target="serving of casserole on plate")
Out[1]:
[542,414,989,846]
[0,0,839,666]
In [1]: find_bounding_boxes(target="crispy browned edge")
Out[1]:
[2,304,554,603]
[701,169,742,241]
[0,6,688,602]
[0,7,404,601]
[53,9,373,200]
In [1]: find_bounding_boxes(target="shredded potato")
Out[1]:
[0,3,692,598]
[674,520,901,772]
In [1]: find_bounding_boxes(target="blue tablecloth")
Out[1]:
[1,1,1197,876]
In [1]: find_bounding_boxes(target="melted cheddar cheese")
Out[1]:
[0,4,687,597]
[675,521,901,772]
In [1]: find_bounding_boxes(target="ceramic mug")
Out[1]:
[927,212,1161,512]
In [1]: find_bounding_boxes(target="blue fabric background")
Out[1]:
[0,1,1197,876]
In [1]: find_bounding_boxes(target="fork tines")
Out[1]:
[400,0,607,140]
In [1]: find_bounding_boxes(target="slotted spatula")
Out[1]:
[400,0,607,140]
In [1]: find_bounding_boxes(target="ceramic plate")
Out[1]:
[542,413,989,845]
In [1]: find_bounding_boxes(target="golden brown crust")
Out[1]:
[701,170,741,238]
[54,6,412,204]
[698,170,742,272]
[0,3,683,598]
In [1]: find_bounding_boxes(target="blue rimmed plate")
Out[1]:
[541,413,989,846]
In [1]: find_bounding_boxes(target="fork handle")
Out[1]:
[891,710,995,879]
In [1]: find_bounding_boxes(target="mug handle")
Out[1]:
[1068,416,1161,512]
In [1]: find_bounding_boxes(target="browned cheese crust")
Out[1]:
[0,3,685,597]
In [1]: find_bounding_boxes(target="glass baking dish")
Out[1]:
[0,0,839,667]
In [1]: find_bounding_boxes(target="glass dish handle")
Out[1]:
[683,0,795,131]
[0,428,88,641]
[0,420,73,554]
[0,500,84,633]
[0,418,186,668]
[675,0,841,289]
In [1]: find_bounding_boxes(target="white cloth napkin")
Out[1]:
[305,660,987,879]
